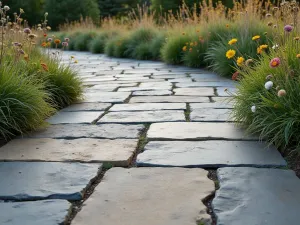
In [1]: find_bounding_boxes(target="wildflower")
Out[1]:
[71,56,75,59]
[251,105,256,113]
[43,33,47,37]
[47,42,51,47]
[62,42,68,47]
[38,24,42,27]
[12,42,21,47]
[3,6,10,11]
[232,71,239,80]
[266,74,273,80]
[20,8,24,13]
[194,41,198,46]
[257,47,262,54]
[273,25,277,28]
[237,57,245,66]
[64,37,70,42]
[272,44,279,49]
[46,26,51,30]
[74,60,78,63]
[24,54,29,61]
[182,46,187,51]
[228,38,238,45]
[190,42,194,46]
[45,12,48,16]
[41,42,47,47]
[23,28,31,34]
[54,39,61,44]
[28,34,37,39]
[18,49,25,54]
[196,30,200,33]
[189,48,193,52]
[245,59,254,66]
[266,13,272,17]
[47,38,52,42]
[294,36,300,41]
[297,54,300,58]
[252,35,260,41]
[277,89,286,97]
[267,21,273,26]
[269,57,280,68]
[284,25,293,32]
[40,63,49,72]
[257,44,268,54]
[226,24,229,28]
[226,49,236,59]
[265,81,273,90]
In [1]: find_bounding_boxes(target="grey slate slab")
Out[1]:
[190,103,233,109]
[0,162,101,200]
[83,92,131,103]
[61,103,111,112]
[190,108,233,122]
[136,141,286,168]
[46,111,103,124]
[132,90,172,96]
[174,88,215,96]
[216,87,237,96]
[109,103,186,111]
[176,81,236,87]
[130,96,210,103]
[0,200,71,225]
[213,167,300,225]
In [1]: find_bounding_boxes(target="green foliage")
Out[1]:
[99,0,139,18]
[132,43,153,60]
[105,35,130,58]
[149,33,166,60]
[74,32,98,51]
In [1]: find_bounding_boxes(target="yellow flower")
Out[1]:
[260,44,268,49]
[71,56,75,59]
[190,42,194,46]
[226,49,236,59]
[257,47,262,54]
[74,60,78,63]
[237,57,245,66]
[252,35,260,41]
[228,38,238,45]
[296,54,300,58]
[182,46,187,52]
[226,24,229,28]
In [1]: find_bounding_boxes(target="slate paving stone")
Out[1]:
[130,96,210,103]
[213,167,300,225]
[136,141,286,168]
[176,81,236,87]
[72,167,214,225]
[212,96,234,103]
[118,86,172,92]
[132,90,172,96]
[0,139,138,166]
[47,111,103,124]
[109,103,186,111]
[61,103,111,112]
[22,124,143,139]
[0,162,101,201]
[190,108,233,122]
[147,122,258,140]
[83,92,131,103]
[216,87,237,96]
[0,200,71,225]
[174,87,215,96]
[190,102,233,109]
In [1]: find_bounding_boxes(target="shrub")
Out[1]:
[67,32,81,50]
[150,33,167,60]
[74,32,97,51]
[132,42,153,60]
[105,35,131,58]
[89,34,108,53]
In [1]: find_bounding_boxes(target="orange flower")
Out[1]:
[182,46,187,52]
[296,54,300,58]
[40,62,49,72]
[24,54,29,61]
[189,48,193,52]
[41,42,47,47]
[43,33,47,37]
[54,39,61,44]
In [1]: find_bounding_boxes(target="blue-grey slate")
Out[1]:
[0,162,101,201]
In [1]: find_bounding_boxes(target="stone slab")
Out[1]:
[132,90,172,96]
[46,111,103,124]
[72,167,214,225]
[137,141,286,168]
[83,92,131,103]
[0,162,101,201]
[213,167,300,225]
[147,122,258,140]
[174,88,214,96]
[99,110,185,124]
[190,108,233,122]
[23,124,143,139]
[61,103,111,112]
[0,139,138,166]
[176,81,236,87]
[216,87,237,96]
[130,96,210,103]
[110,103,186,111]
[0,200,71,225]
[190,103,233,109]
[118,86,172,92]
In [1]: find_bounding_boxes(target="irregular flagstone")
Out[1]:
[190,102,233,109]
[190,108,233,122]
[46,111,103,124]
[130,96,210,103]
[99,110,185,123]
[132,90,172,96]
[22,124,143,139]
[72,167,214,225]
[0,200,71,225]
[118,86,172,92]
[136,141,286,168]
[61,103,111,112]
[0,139,138,166]
[110,103,186,111]
[174,87,215,96]
[212,96,234,103]
[213,167,300,225]
[176,81,236,87]
[83,92,131,103]
[147,122,258,140]
[89,83,137,89]
[0,162,101,201]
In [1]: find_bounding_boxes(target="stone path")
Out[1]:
[0,51,298,225]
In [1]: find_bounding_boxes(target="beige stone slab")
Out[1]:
[72,167,214,225]
[174,87,215,96]
[0,139,138,166]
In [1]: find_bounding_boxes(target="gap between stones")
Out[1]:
[184,103,191,122]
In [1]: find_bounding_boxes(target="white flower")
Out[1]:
[45,12,48,16]
[3,5,10,11]
[272,44,279,49]
[251,105,256,113]
[265,81,273,90]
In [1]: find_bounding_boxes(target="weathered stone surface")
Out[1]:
[0,139,138,166]
[190,108,233,122]
[99,110,185,123]
[190,102,233,109]
[130,96,210,103]
[0,200,71,225]
[176,81,236,87]
[132,90,172,96]
[23,124,143,139]
[61,103,111,112]
[216,87,237,96]
[0,162,101,200]
[213,167,300,225]
[174,87,214,96]
[47,111,103,124]
[118,86,171,92]
[137,141,286,167]
[83,92,131,103]
[212,96,234,103]
[110,103,186,111]
[72,167,214,225]
[147,122,257,140]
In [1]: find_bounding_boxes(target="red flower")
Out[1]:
[232,71,239,81]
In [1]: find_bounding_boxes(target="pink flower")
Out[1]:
[64,38,70,42]
[284,25,293,32]
[62,42,69,47]
[47,38,53,42]
[269,57,280,68]
[277,89,286,97]
[23,28,31,34]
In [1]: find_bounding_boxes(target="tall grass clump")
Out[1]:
[150,33,167,60]
[74,32,97,51]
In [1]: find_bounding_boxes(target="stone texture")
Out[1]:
[137,141,286,168]
[132,90,172,96]
[174,88,215,96]
[0,162,101,200]
[99,110,185,123]
[72,167,214,225]
[83,92,131,103]
[0,200,71,225]
[190,108,233,122]
[23,124,143,139]
[147,122,258,140]
[176,81,236,87]
[118,86,171,92]
[216,87,237,96]
[61,103,111,112]
[110,103,186,111]
[213,167,300,225]
[190,103,233,109]
[46,111,103,124]
[130,96,210,103]
[0,139,138,166]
